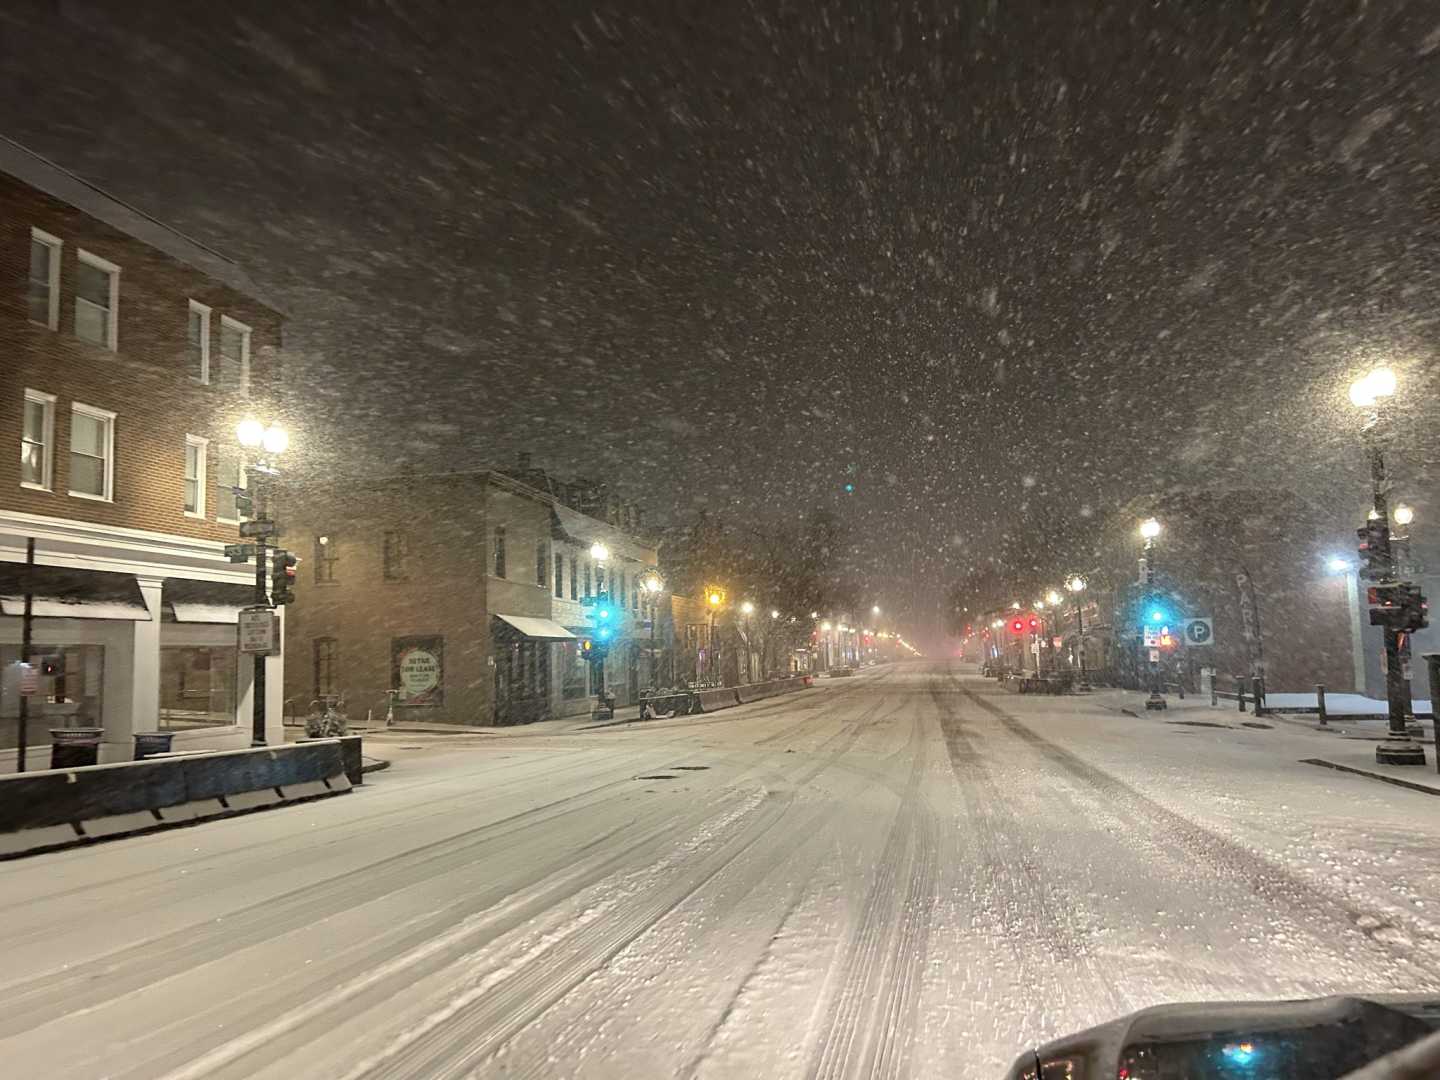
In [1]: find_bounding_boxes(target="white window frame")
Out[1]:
[218,315,252,395]
[184,434,208,518]
[29,227,61,330]
[21,388,56,491]
[75,249,120,351]
[216,447,247,525]
[188,300,212,384]
[68,402,116,502]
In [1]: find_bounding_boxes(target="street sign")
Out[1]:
[1183,617,1214,646]
[224,543,255,563]
[238,606,277,654]
[1148,648,1160,662]
[1143,627,1160,647]
[239,519,278,538]
[18,662,39,696]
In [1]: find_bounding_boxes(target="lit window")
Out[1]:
[28,228,61,329]
[183,435,207,516]
[68,403,114,501]
[188,301,211,383]
[21,389,56,490]
[75,250,119,350]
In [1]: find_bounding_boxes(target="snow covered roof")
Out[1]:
[0,134,278,310]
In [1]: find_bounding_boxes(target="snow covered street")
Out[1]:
[2,662,1439,1079]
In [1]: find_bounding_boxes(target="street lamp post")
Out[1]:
[235,417,289,747]
[640,569,664,691]
[705,586,726,684]
[1139,517,1166,710]
[1067,576,1091,690]
[1349,368,1425,765]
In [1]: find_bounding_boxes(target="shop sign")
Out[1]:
[393,636,444,706]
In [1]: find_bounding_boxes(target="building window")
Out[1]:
[1,644,105,736]
[21,389,56,491]
[68,403,114,501]
[183,435,207,516]
[619,571,627,608]
[215,447,246,522]
[315,534,338,583]
[554,552,564,598]
[29,228,61,329]
[314,637,338,700]
[595,564,605,598]
[383,530,408,580]
[188,301,211,383]
[535,539,547,587]
[75,250,119,350]
[570,554,578,600]
[493,525,507,578]
[584,560,592,598]
[159,645,238,729]
[216,315,251,393]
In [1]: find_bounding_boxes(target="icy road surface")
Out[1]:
[2,663,1439,1078]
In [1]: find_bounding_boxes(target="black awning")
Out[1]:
[0,562,150,620]
[162,578,258,623]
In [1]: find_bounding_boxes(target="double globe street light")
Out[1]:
[1348,366,1426,765]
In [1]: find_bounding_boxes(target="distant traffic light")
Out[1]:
[1010,619,1025,634]
[1027,617,1039,631]
[270,549,298,605]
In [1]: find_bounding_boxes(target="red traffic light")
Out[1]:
[1028,618,1040,631]
[1010,619,1025,634]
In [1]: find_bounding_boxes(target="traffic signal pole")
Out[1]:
[1363,411,1426,766]
[252,532,268,747]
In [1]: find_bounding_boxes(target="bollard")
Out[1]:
[1177,680,1186,700]
[1316,683,1327,728]
[1253,675,1267,717]
[1236,676,1247,713]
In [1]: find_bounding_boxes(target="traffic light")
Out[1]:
[270,549,298,605]
[1356,521,1390,580]
[1027,617,1040,632]
[581,638,607,664]
[1369,583,1429,630]
[1010,618,1025,634]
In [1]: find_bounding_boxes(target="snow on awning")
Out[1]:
[492,614,577,640]
[163,578,257,624]
[0,563,150,620]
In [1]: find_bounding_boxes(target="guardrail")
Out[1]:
[639,676,813,718]
[0,738,358,859]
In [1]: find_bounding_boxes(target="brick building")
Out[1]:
[0,136,286,769]
[281,465,657,727]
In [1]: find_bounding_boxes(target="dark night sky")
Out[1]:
[5,1,1439,640]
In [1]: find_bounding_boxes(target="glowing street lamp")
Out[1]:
[1139,517,1161,540]
[589,542,610,563]
[1393,504,1414,527]
[740,600,755,615]
[1066,575,1091,690]
[1348,366,1397,408]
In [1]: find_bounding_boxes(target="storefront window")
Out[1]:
[561,641,589,700]
[1,644,105,749]
[160,645,238,729]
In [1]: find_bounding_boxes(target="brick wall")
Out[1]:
[0,172,283,543]
[280,474,492,726]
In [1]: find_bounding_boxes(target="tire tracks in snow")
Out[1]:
[930,673,1129,1019]
[952,673,1440,985]
[805,699,938,1080]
